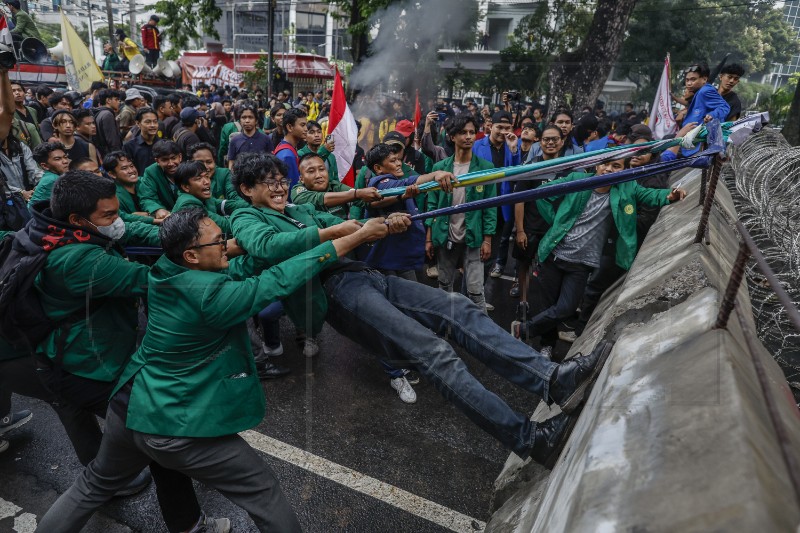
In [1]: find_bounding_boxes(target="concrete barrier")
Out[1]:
[486,167,800,532]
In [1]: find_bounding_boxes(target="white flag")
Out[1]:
[0,15,12,47]
[649,54,678,140]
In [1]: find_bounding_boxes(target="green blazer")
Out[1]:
[172,192,231,233]
[535,171,671,270]
[28,171,58,208]
[230,203,342,336]
[210,167,249,212]
[297,144,339,183]
[138,163,178,215]
[426,155,497,248]
[116,182,155,224]
[114,242,338,437]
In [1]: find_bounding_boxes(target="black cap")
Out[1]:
[491,110,513,124]
[4,0,20,9]
[628,124,653,142]
[382,131,406,147]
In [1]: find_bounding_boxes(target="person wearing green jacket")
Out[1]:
[515,158,686,348]
[190,142,249,213]
[29,141,70,208]
[426,116,497,312]
[298,119,339,182]
[229,151,614,465]
[101,42,122,71]
[6,0,41,41]
[216,119,241,166]
[103,150,159,225]
[30,171,219,533]
[291,152,379,220]
[172,160,231,233]
[37,207,392,533]
[138,139,181,218]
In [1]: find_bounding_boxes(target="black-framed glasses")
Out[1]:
[541,136,561,144]
[257,179,290,191]
[190,234,228,250]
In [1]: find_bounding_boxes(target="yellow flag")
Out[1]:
[60,10,103,92]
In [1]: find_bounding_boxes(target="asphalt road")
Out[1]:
[0,267,571,533]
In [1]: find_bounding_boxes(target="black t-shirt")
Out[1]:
[513,156,568,236]
[64,136,91,162]
[722,91,742,121]
[489,142,505,169]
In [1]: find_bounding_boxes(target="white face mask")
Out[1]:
[87,216,126,241]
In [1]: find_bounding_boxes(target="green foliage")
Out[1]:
[36,20,61,48]
[243,55,272,89]
[153,0,222,55]
[768,73,799,124]
[736,80,775,110]
[487,0,592,98]
[619,0,800,102]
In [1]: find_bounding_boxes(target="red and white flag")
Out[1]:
[649,54,678,140]
[328,67,358,187]
[413,89,421,131]
[0,15,12,47]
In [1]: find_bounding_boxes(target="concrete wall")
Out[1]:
[486,166,800,532]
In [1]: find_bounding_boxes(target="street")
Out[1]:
[0,272,559,533]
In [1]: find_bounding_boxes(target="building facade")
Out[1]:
[771,0,800,88]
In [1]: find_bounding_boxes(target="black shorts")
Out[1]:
[512,233,540,264]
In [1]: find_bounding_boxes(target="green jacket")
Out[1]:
[36,244,149,382]
[297,144,339,183]
[349,162,415,219]
[426,155,497,248]
[230,203,342,336]
[172,192,231,233]
[28,170,58,208]
[11,10,41,40]
[290,180,362,220]
[102,52,121,71]
[210,167,249,212]
[139,163,178,215]
[535,171,671,270]
[114,242,339,437]
[217,121,240,165]
[116,182,155,224]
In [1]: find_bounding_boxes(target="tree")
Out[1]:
[152,0,222,59]
[547,0,639,113]
[784,80,800,145]
[487,1,592,100]
[619,0,800,104]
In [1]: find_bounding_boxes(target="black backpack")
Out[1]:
[0,230,61,354]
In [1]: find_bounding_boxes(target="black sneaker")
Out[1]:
[257,361,291,380]
[528,411,577,469]
[0,410,32,436]
[516,301,530,322]
[548,341,614,414]
[509,282,520,298]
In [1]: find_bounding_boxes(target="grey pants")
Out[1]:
[37,404,301,533]
[436,243,487,312]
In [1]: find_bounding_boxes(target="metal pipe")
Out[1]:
[694,156,721,244]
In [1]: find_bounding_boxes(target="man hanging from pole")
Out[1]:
[141,14,161,68]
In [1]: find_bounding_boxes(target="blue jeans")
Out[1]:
[323,270,558,456]
[257,301,284,349]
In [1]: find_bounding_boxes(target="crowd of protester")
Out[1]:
[0,59,739,531]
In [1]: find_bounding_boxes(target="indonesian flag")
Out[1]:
[0,15,12,47]
[649,54,678,140]
[328,67,358,186]
[413,90,421,131]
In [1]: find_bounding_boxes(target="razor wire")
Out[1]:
[725,127,800,387]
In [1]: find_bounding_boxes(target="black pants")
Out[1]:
[145,48,160,67]
[522,256,592,347]
[0,357,101,464]
[37,366,202,533]
[575,253,626,335]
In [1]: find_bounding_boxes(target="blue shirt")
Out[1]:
[227,129,274,164]
[472,136,521,220]
[274,141,301,194]
[681,84,730,156]
[364,174,426,271]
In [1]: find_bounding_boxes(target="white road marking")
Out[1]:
[0,497,37,531]
[13,512,37,533]
[241,431,485,532]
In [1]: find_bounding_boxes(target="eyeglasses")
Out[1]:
[190,234,229,250]
[541,136,561,144]
[257,178,290,191]
[686,65,700,73]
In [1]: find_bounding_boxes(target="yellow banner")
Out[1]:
[60,10,103,92]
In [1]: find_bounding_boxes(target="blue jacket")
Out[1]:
[681,84,730,156]
[472,136,520,220]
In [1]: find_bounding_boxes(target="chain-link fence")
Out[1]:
[725,128,800,394]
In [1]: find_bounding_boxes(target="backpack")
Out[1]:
[0,231,55,353]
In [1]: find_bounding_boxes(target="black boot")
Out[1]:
[528,412,574,469]
[257,361,290,380]
[548,341,614,413]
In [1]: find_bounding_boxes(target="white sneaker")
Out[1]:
[540,345,553,359]
[485,302,495,312]
[261,342,284,357]
[426,265,439,279]
[558,330,577,343]
[390,377,417,404]
[303,337,320,358]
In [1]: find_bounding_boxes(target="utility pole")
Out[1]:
[88,1,95,58]
[267,0,275,97]
[105,0,116,52]
[129,0,136,39]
